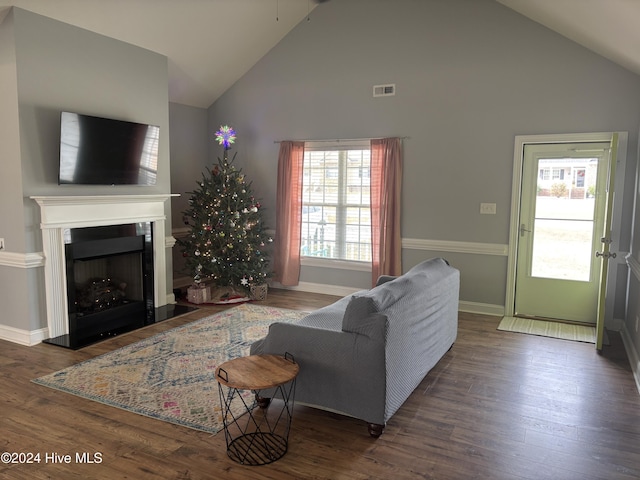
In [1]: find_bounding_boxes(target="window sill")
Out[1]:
[300,257,371,272]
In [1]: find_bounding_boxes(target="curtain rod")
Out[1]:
[273,136,409,144]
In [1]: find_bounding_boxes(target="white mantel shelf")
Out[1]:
[32,194,178,229]
[31,194,178,339]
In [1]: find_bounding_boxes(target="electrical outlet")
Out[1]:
[480,203,497,215]
[0,238,4,250]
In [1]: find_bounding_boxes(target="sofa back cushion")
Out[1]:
[298,294,354,331]
[342,296,387,339]
[343,296,377,322]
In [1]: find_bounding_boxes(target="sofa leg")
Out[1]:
[368,423,384,438]
[255,395,271,409]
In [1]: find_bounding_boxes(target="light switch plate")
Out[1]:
[480,203,497,215]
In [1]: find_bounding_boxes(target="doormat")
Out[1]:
[497,316,597,343]
[32,303,308,434]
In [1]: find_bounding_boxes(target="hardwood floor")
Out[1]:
[2,288,639,479]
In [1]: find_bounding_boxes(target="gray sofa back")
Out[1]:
[367,258,459,420]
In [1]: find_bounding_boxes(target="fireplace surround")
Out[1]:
[32,194,184,348]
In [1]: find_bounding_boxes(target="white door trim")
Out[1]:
[505,132,628,327]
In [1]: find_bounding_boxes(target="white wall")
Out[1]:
[207,0,640,314]
[0,8,172,342]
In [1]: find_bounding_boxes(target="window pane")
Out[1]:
[346,207,362,225]
[301,147,371,262]
[323,206,336,224]
[360,207,371,226]
[345,224,361,242]
[324,184,339,204]
[307,152,325,168]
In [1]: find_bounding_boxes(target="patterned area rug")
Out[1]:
[33,304,307,434]
[497,316,596,343]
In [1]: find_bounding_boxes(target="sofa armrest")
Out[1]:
[376,275,397,286]
[250,318,388,425]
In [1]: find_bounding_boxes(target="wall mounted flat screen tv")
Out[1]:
[59,111,159,186]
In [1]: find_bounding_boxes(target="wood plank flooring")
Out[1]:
[1,288,639,479]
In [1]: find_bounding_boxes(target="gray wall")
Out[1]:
[169,102,209,282]
[0,8,171,335]
[626,131,640,371]
[0,9,33,332]
[207,0,640,312]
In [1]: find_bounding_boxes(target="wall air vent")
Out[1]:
[373,84,396,97]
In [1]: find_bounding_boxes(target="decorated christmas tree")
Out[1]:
[178,126,272,302]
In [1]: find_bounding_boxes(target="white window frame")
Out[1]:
[300,140,372,270]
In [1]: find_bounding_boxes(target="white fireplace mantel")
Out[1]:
[31,194,177,339]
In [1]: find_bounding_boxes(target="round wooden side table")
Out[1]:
[216,354,299,465]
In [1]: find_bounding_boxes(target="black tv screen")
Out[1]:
[59,111,159,186]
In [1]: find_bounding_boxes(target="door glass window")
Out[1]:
[530,158,598,281]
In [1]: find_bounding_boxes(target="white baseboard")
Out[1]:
[0,324,48,346]
[608,317,625,332]
[620,323,640,395]
[271,281,362,298]
[459,301,504,317]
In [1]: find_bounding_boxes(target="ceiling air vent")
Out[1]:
[373,84,396,97]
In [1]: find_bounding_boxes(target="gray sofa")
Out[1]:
[250,257,459,436]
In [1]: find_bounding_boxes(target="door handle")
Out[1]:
[520,223,531,237]
[595,251,617,259]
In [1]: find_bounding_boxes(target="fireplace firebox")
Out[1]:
[44,223,154,348]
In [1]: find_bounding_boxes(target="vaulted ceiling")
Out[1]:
[2,0,639,108]
[496,0,640,81]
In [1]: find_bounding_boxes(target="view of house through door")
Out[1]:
[514,142,612,324]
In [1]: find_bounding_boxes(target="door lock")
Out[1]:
[520,223,531,237]
[595,251,617,259]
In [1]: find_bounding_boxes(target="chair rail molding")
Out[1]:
[0,251,45,268]
[402,238,508,256]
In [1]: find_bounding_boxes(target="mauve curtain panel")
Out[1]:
[273,141,305,286]
[370,137,403,285]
